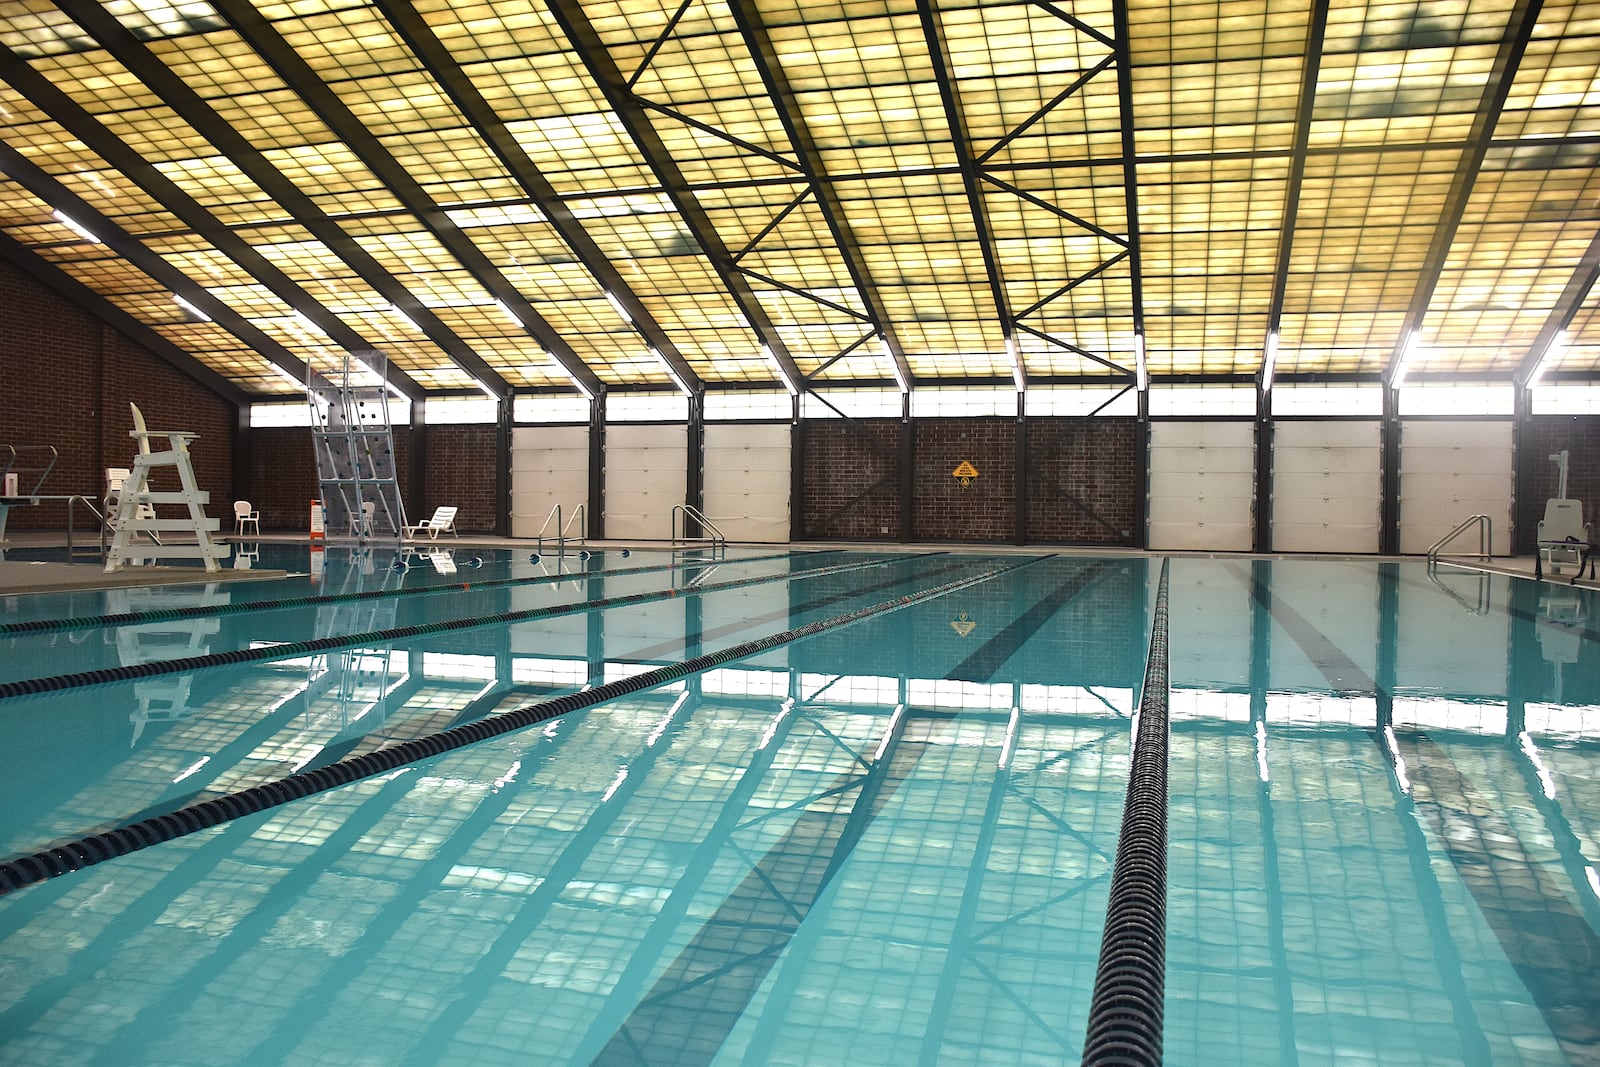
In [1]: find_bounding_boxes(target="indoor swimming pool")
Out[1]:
[0,546,1596,1064]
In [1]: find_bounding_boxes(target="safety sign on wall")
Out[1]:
[952,460,979,487]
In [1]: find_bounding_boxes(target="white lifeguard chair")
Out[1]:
[1537,450,1590,577]
[104,403,228,573]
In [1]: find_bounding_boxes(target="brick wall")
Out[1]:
[249,425,415,532]
[913,417,1015,542]
[799,418,902,540]
[1521,415,1600,548]
[0,258,236,529]
[1026,418,1141,544]
[424,424,498,533]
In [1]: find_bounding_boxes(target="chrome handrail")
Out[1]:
[535,502,587,556]
[563,503,586,547]
[1426,513,1491,567]
[671,504,725,547]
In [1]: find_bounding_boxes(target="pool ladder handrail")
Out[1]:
[1426,513,1492,568]
[1,444,57,496]
[534,502,586,556]
[671,503,725,548]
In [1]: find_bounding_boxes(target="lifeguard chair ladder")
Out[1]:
[104,403,227,573]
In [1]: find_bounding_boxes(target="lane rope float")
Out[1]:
[1080,557,1171,1067]
[0,555,923,701]
[0,555,1045,894]
[0,549,815,637]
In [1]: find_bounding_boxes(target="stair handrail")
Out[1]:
[562,503,586,547]
[671,504,725,547]
[0,444,58,496]
[1426,514,1492,567]
[534,503,563,555]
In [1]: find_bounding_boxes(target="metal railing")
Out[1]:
[671,504,725,548]
[534,502,586,556]
[0,444,57,496]
[1426,513,1491,567]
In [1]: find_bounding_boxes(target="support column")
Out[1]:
[1380,384,1401,556]
[588,393,606,541]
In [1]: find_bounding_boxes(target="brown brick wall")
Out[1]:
[799,418,902,540]
[913,417,1015,542]
[0,257,236,529]
[1026,418,1141,545]
[424,424,498,533]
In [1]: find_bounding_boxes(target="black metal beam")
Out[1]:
[242,0,613,399]
[724,0,912,390]
[0,231,251,406]
[1111,0,1146,373]
[1384,0,1544,384]
[0,45,429,402]
[544,0,810,392]
[1516,228,1600,385]
[916,0,1022,388]
[0,140,307,393]
[1262,0,1332,389]
[60,0,492,397]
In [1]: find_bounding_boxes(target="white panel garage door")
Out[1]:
[605,424,687,540]
[1271,421,1381,553]
[1148,421,1254,551]
[510,425,588,538]
[1397,420,1512,556]
[703,423,791,542]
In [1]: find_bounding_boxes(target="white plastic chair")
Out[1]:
[234,500,260,537]
[349,500,376,537]
[403,505,459,540]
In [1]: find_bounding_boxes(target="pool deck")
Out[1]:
[0,531,1593,595]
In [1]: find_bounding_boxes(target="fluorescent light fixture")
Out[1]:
[1134,334,1148,391]
[763,344,798,395]
[1390,329,1420,387]
[1006,334,1025,392]
[604,290,633,323]
[652,347,692,397]
[473,378,501,402]
[493,299,523,328]
[173,294,210,321]
[881,337,909,393]
[52,209,101,244]
[1261,331,1279,391]
[1527,329,1568,387]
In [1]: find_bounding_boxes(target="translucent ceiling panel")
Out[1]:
[1313,0,1517,150]
[1137,157,1286,374]
[1411,1,1600,376]
[1278,149,1460,374]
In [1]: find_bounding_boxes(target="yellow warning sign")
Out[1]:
[950,611,977,637]
[952,460,979,487]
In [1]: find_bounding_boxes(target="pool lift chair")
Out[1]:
[1536,450,1590,580]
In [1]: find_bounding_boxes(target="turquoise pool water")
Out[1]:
[0,548,1595,1064]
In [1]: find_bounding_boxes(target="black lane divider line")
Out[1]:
[0,554,910,703]
[0,556,1041,895]
[0,549,814,637]
[946,558,1116,683]
[1392,731,1600,1065]
[1229,561,1375,692]
[118,557,984,827]
[1081,556,1169,1067]
[611,554,982,665]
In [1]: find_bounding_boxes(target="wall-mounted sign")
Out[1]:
[950,610,976,637]
[952,460,979,487]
